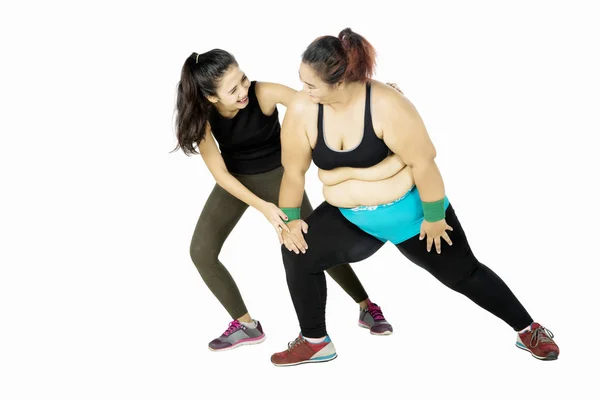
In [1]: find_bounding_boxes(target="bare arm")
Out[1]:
[199,125,267,210]
[279,97,312,208]
[278,95,313,254]
[381,94,445,202]
[254,82,297,113]
[317,153,406,186]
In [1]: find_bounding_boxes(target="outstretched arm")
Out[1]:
[278,95,313,254]
[199,125,268,211]
[381,95,444,203]
[255,81,401,113]
[381,92,452,253]
[199,124,290,240]
[279,99,312,210]
[255,82,297,114]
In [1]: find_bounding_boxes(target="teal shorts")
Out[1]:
[338,186,450,245]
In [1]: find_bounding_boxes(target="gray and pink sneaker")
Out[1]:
[208,320,266,352]
[359,300,393,335]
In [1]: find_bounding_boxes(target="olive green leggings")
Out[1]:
[189,166,369,319]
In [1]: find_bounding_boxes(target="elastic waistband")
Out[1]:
[345,185,416,212]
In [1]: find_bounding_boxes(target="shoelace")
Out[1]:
[368,303,385,321]
[530,326,554,348]
[222,320,243,337]
[287,336,306,352]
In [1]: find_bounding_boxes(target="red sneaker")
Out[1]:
[516,323,559,361]
[271,335,337,367]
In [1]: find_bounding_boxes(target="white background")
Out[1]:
[1,0,599,399]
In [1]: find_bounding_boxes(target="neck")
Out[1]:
[327,81,365,111]
[214,102,240,119]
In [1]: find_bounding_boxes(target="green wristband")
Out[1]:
[422,199,445,222]
[280,207,301,222]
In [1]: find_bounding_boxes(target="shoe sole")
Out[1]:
[209,334,266,352]
[272,353,338,367]
[358,321,393,336]
[515,342,558,361]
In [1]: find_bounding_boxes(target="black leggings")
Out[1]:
[281,201,533,338]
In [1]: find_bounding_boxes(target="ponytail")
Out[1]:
[174,55,212,155]
[338,28,376,83]
[302,28,376,85]
[173,49,237,155]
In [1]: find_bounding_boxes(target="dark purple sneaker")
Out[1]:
[208,320,266,352]
[358,300,393,335]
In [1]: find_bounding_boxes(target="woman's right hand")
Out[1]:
[281,219,309,254]
[259,202,291,244]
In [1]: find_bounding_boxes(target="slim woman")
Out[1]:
[174,49,397,352]
[272,29,559,366]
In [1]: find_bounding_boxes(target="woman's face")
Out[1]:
[298,62,338,104]
[208,65,251,110]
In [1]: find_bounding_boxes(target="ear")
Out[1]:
[335,80,345,90]
[205,95,219,104]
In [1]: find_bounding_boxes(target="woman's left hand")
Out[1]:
[419,219,453,254]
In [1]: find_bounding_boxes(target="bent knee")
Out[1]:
[190,242,219,271]
[281,244,318,273]
[280,244,298,266]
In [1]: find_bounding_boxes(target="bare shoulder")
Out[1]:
[370,80,418,118]
[369,80,427,144]
[281,91,319,148]
[286,90,317,116]
[282,91,318,126]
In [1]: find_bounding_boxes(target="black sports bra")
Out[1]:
[312,82,389,171]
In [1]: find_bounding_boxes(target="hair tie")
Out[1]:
[195,53,200,63]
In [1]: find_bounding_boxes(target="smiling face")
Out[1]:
[298,62,340,104]
[206,65,251,111]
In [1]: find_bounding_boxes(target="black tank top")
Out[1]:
[209,81,281,174]
[312,82,389,171]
